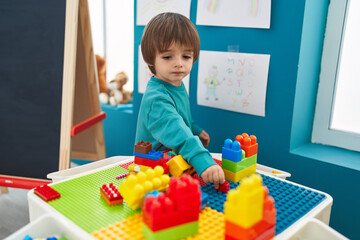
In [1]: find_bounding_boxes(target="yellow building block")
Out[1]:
[223,164,256,183]
[166,155,193,177]
[128,163,153,173]
[119,166,170,210]
[224,174,265,228]
[92,207,225,240]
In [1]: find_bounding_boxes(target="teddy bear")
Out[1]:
[99,71,133,106]
[95,54,108,93]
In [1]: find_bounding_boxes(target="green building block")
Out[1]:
[222,154,257,173]
[142,221,199,240]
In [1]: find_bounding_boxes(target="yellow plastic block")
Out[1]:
[223,164,256,183]
[119,166,170,210]
[166,155,192,177]
[92,213,143,240]
[92,207,225,240]
[224,174,265,228]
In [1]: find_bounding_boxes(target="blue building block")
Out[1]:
[201,174,326,235]
[222,139,243,162]
[134,150,163,160]
[200,191,209,210]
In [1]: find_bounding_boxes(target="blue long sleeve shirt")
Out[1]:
[135,76,216,176]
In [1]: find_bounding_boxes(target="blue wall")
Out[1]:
[101,0,360,238]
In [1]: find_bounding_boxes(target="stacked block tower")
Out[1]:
[222,133,258,183]
[142,174,201,240]
[224,174,276,240]
[132,140,169,174]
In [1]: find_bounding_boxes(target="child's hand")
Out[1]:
[201,165,225,189]
[199,130,210,147]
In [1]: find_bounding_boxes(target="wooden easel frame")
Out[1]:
[59,0,106,170]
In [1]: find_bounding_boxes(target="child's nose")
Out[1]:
[174,56,183,67]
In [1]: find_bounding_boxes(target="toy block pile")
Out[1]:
[142,174,201,240]
[131,140,170,174]
[224,174,276,240]
[119,166,170,210]
[222,133,258,183]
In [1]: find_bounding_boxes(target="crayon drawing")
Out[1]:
[197,50,270,116]
[196,0,271,29]
[137,0,191,25]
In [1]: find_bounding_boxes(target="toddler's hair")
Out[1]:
[141,12,200,74]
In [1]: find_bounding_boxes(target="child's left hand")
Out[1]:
[199,130,210,147]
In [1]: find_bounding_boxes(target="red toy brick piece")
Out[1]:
[34,184,61,202]
[235,133,258,157]
[100,183,123,206]
[119,161,134,170]
[216,180,230,193]
[134,140,152,154]
[142,174,201,231]
[134,156,164,168]
[213,158,222,166]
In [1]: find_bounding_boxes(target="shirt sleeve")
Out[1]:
[147,97,215,176]
[191,121,203,136]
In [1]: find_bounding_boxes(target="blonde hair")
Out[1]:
[141,12,200,74]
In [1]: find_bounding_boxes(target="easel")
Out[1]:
[0,0,106,192]
[59,0,106,170]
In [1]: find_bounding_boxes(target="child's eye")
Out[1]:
[162,56,171,59]
[183,55,192,59]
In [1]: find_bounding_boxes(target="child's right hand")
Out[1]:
[200,165,225,189]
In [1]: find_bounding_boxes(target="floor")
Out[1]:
[0,161,82,239]
[0,187,29,239]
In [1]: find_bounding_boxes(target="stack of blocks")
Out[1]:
[118,166,170,210]
[222,133,258,183]
[224,174,276,240]
[142,174,201,240]
[133,140,170,174]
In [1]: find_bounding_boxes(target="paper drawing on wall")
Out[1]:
[137,0,191,25]
[196,0,271,29]
[197,50,270,116]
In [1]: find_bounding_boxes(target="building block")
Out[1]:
[119,166,171,210]
[116,173,129,179]
[225,219,274,240]
[34,184,60,202]
[217,180,230,193]
[100,183,123,206]
[134,150,163,160]
[142,174,201,231]
[142,220,198,240]
[235,133,258,157]
[134,156,163,168]
[223,164,256,183]
[222,154,257,173]
[222,139,243,162]
[134,140,152,154]
[224,174,265,228]
[166,155,194,177]
[201,191,209,209]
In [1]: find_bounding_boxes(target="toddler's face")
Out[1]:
[152,42,194,86]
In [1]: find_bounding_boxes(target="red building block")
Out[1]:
[34,184,60,202]
[100,183,123,206]
[216,180,230,193]
[134,156,163,168]
[142,174,201,232]
[235,133,258,157]
[134,140,152,154]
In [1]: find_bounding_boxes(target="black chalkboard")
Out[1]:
[0,0,66,179]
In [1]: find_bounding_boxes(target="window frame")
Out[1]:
[312,0,360,152]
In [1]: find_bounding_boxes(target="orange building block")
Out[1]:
[235,133,258,157]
